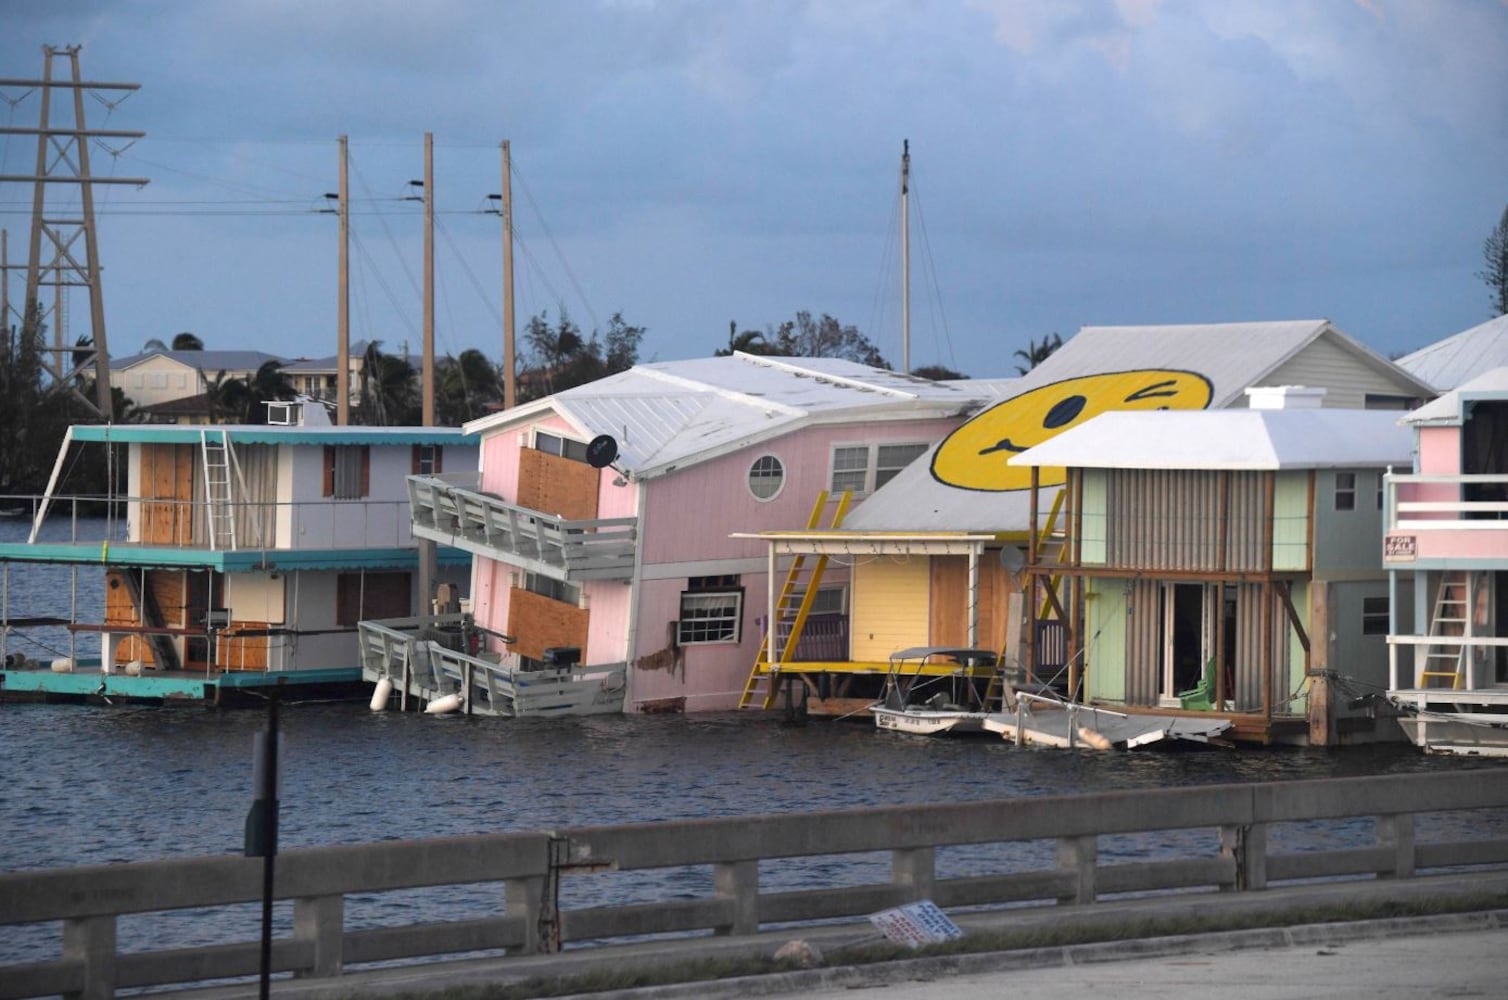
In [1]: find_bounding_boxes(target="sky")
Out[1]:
[2,0,1507,380]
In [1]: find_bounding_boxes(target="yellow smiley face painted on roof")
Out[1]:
[931,369,1214,492]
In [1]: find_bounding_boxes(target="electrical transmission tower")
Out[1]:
[0,45,148,420]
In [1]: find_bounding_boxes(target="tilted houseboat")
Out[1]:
[0,400,475,705]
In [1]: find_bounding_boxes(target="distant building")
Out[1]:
[109,350,284,410]
[1396,314,1508,392]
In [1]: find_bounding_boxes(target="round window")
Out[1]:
[748,455,785,501]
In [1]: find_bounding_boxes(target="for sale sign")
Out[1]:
[868,900,963,948]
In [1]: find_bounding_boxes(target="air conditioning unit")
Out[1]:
[265,401,297,426]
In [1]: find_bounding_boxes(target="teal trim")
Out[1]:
[71,425,474,446]
[0,667,361,699]
[0,541,470,571]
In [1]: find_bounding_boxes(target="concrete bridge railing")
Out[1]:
[2,770,1505,999]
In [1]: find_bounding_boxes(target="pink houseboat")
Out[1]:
[1384,367,1508,754]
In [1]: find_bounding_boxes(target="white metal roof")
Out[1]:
[1396,314,1508,392]
[462,353,991,478]
[1008,409,1414,471]
[845,320,1426,533]
[1403,365,1508,426]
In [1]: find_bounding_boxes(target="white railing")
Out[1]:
[9,494,420,553]
[407,475,636,582]
[1385,473,1508,531]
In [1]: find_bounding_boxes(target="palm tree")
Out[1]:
[171,332,204,351]
[715,322,776,357]
[357,341,418,426]
[1013,333,1063,375]
[436,348,502,426]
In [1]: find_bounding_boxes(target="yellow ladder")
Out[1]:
[1420,571,1469,688]
[737,491,852,710]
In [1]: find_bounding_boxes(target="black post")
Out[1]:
[245,693,279,999]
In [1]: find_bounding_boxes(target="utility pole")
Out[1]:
[336,135,350,425]
[500,140,516,411]
[421,132,435,427]
[0,46,149,420]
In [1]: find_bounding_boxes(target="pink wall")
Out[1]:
[1418,426,1461,475]
[638,418,962,565]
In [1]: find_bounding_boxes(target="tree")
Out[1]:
[357,341,419,426]
[715,322,779,357]
[1013,333,1063,375]
[171,332,204,351]
[141,337,168,353]
[911,364,967,381]
[766,311,889,367]
[1480,204,1508,317]
[435,348,502,426]
[517,308,645,402]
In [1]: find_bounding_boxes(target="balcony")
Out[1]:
[1383,473,1508,567]
[407,474,637,582]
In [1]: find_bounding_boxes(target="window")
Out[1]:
[1334,471,1356,511]
[875,443,928,490]
[324,445,371,499]
[1362,596,1389,636]
[535,431,590,463]
[677,575,742,645]
[831,446,869,493]
[412,444,444,476]
[810,586,846,615]
[830,442,929,494]
[748,455,785,500]
[336,571,411,626]
[523,571,580,606]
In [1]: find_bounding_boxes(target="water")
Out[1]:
[2,518,1506,967]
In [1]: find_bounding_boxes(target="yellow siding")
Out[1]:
[851,558,930,661]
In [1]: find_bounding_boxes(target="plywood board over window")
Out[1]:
[929,555,1012,653]
[141,443,195,544]
[507,587,589,661]
[517,448,599,520]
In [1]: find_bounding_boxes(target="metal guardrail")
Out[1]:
[1,770,1505,998]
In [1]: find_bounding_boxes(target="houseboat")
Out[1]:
[1005,387,1415,746]
[0,400,476,705]
[1384,367,1508,755]
[394,352,1000,714]
[736,321,1434,733]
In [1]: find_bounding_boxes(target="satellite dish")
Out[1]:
[999,546,1025,575]
[586,434,619,469]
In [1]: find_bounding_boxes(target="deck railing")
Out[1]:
[6,494,418,553]
[1,770,1505,999]
[407,474,637,582]
[1385,473,1508,532]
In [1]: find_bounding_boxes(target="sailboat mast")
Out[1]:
[500,140,516,411]
[900,139,910,375]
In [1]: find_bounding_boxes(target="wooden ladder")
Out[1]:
[737,490,852,710]
[985,488,1069,708]
[1420,571,1469,689]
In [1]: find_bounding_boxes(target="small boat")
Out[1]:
[869,646,998,736]
[983,691,1232,750]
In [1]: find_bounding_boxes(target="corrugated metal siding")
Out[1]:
[1124,579,1161,704]
[1261,334,1421,408]
[1105,470,1268,572]
[851,558,930,661]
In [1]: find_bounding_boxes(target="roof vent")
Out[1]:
[1245,385,1326,410]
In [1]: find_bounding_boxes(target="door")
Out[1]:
[1160,582,1206,701]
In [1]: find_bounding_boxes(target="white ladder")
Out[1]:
[201,429,237,551]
